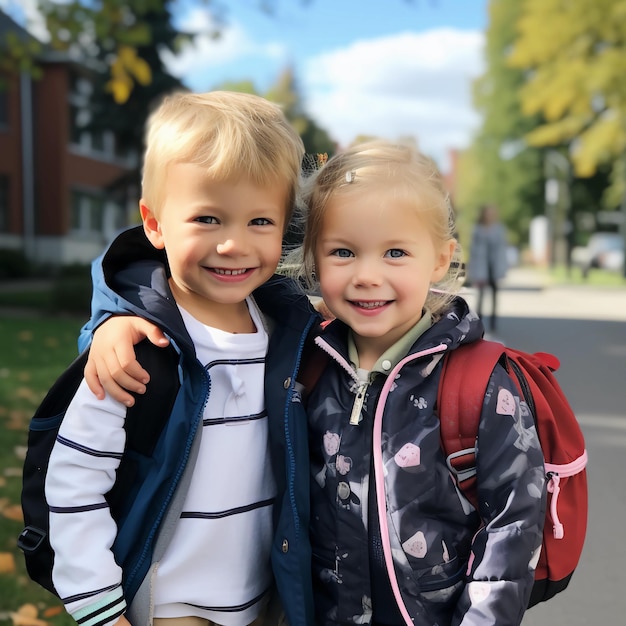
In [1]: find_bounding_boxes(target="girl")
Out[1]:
[83,141,546,626]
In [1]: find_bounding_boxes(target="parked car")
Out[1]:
[571,232,624,277]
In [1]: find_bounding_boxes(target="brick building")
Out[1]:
[0,10,138,267]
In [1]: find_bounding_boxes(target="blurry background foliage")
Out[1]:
[2,0,626,260]
[455,0,626,256]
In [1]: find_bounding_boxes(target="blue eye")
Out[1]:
[195,216,219,224]
[385,249,406,258]
[332,248,354,258]
[250,218,273,226]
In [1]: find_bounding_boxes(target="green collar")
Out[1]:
[347,311,433,376]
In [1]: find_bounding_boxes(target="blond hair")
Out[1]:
[141,90,305,225]
[287,140,463,318]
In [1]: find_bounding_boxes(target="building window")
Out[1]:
[68,72,113,158]
[69,102,84,145]
[0,88,8,127]
[71,190,104,235]
[0,175,9,232]
[71,189,127,240]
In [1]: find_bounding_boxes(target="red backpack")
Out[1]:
[437,339,588,608]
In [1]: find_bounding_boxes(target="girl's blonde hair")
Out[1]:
[287,140,463,318]
[142,90,305,225]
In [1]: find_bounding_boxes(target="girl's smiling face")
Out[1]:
[315,188,455,367]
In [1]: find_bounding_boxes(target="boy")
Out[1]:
[45,91,320,626]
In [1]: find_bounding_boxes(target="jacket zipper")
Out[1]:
[350,379,369,425]
[314,337,368,426]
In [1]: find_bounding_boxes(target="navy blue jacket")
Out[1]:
[79,227,321,626]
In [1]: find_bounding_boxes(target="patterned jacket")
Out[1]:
[306,298,546,626]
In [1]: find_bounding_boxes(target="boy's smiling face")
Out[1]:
[141,162,287,330]
[315,187,454,367]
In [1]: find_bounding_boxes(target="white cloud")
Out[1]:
[161,8,287,91]
[0,0,49,41]
[302,28,485,169]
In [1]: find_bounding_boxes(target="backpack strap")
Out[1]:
[125,339,180,453]
[437,339,506,506]
[106,338,180,517]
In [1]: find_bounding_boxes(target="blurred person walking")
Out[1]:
[468,204,509,331]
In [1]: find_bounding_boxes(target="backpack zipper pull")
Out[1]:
[547,472,564,539]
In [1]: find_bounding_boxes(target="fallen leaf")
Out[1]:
[42,607,63,618]
[10,612,47,626]
[10,604,48,626]
[15,446,29,459]
[2,504,24,522]
[15,387,37,401]
[7,409,29,430]
[17,605,37,618]
[0,552,16,574]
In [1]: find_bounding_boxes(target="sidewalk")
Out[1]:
[500,266,553,290]
[462,267,626,322]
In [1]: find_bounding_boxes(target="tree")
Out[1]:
[264,68,336,157]
[509,0,626,207]
[456,0,545,248]
[86,5,184,149]
[31,0,197,103]
[68,3,187,208]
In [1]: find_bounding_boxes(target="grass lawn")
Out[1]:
[549,264,626,287]
[0,315,83,626]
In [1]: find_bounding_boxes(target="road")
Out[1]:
[463,271,626,624]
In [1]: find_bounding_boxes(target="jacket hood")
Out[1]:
[96,227,194,353]
[419,296,485,352]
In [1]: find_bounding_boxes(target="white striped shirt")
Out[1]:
[46,297,275,626]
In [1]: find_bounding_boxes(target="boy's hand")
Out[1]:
[84,316,170,406]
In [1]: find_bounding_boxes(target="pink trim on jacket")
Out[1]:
[371,344,448,626]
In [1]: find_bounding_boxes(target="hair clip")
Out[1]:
[345,170,355,183]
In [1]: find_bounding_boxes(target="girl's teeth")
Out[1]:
[356,301,385,309]
[215,268,246,275]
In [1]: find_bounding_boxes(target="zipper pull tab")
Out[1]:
[350,381,368,425]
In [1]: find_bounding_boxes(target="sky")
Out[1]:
[2,0,489,172]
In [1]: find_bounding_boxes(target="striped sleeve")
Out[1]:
[45,380,129,625]
[69,587,126,626]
